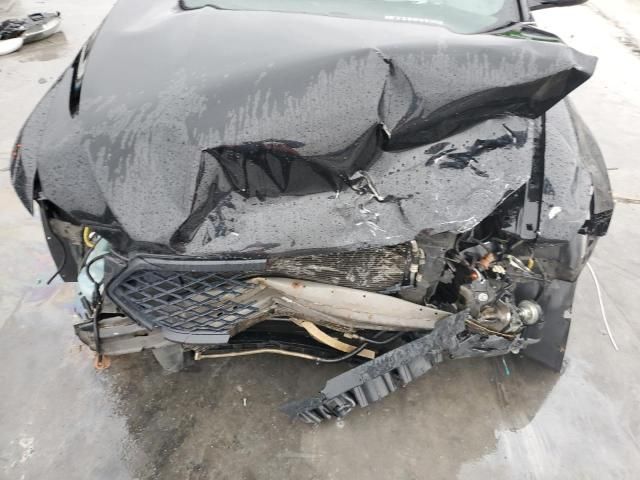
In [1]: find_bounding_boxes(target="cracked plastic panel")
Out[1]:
[11,0,597,254]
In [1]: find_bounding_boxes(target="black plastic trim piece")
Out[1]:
[39,202,80,281]
[281,312,524,424]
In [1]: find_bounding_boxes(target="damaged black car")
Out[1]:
[11,0,613,424]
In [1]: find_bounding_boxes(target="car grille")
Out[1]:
[109,264,265,342]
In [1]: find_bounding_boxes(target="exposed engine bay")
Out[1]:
[69,222,555,423]
[80,229,547,343]
[10,0,614,423]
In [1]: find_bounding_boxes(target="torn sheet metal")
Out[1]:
[11,0,597,255]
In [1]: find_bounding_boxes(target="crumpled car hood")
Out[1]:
[11,0,596,255]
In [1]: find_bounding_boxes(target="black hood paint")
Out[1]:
[11,0,597,255]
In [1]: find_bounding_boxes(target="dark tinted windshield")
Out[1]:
[181,0,521,33]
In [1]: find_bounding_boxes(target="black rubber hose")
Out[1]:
[314,342,370,364]
[84,252,110,287]
[352,331,404,345]
[92,297,104,355]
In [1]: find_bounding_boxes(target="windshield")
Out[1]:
[180,0,521,34]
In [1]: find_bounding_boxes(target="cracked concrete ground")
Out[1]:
[1,1,639,479]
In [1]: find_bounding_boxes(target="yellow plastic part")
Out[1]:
[83,226,96,248]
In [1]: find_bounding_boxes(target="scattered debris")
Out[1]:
[0,12,61,56]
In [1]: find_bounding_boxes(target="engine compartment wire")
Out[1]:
[194,344,372,364]
[195,349,322,362]
[91,296,104,356]
[314,341,370,363]
[586,262,619,351]
[84,252,110,290]
[464,318,517,340]
[347,331,404,345]
[194,328,396,364]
